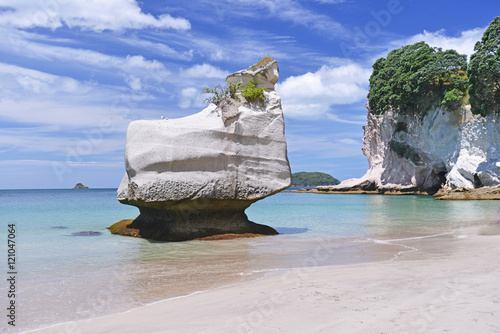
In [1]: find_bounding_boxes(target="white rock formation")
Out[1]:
[226,59,279,90]
[116,60,292,241]
[322,104,500,193]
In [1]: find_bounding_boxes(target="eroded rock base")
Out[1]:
[109,205,278,241]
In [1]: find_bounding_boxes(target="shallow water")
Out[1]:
[0,189,499,333]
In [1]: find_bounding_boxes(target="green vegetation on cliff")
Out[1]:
[204,57,272,105]
[249,56,274,70]
[368,42,468,115]
[291,172,340,187]
[468,17,500,116]
[203,82,240,106]
[242,78,265,102]
[369,17,500,116]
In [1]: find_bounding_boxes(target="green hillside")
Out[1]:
[291,172,340,187]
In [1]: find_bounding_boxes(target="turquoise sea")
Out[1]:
[1,188,499,333]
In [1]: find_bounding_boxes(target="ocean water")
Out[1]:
[0,188,499,333]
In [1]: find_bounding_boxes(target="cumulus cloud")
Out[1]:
[0,0,190,31]
[277,63,371,120]
[178,87,206,109]
[182,64,229,79]
[391,27,486,58]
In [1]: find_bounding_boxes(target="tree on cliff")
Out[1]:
[468,17,500,116]
[368,42,468,115]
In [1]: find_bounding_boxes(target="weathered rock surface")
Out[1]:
[114,60,291,241]
[320,104,500,196]
[433,185,500,200]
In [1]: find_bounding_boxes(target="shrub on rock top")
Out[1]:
[241,78,265,102]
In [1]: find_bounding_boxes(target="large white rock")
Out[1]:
[323,104,500,193]
[116,60,292,241]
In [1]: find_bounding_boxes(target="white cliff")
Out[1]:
[114,60,292,241]
[321,104,500,194]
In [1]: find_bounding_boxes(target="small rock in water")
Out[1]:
[51,226,68,229]
[68,231,102,236]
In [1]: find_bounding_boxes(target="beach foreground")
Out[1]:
[29,225,500,334]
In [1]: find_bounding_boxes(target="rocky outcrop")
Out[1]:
[434,185,500,200]
[113,60,291,241]
[73,183,89,189]
[320,104,500,196]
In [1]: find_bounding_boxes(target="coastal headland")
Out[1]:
[321,22,500,198]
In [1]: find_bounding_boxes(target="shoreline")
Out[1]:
[286,184,500,199]
[26,223,500,334]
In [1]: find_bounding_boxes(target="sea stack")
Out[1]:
[114,59,291,241]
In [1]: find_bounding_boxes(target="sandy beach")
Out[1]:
[26,224,500,334]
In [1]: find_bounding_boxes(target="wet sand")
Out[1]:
[27,224,500,334]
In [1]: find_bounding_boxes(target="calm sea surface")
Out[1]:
[0,188,499,333]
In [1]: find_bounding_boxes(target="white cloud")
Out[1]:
[118,37,194,61]
[0,62,151,130]
[0,159,122,168]
[0,126,125,155]
[391,28,486,58]
[182,64,229,79]
[0,62,88,97]
[337,138,362,145]
[277,63,371,120]
[0,0,190,31]
[310,0,346,3]
[208,0,345,36]
[286,133,363,159]
[326,113,366,125]
[0,30,173,90]
[178,87,206,109]
[126,76,143,91]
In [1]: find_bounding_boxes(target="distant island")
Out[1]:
[73,183,89,189]
[291,172,340,187]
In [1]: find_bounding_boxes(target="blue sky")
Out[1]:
[0,0,498,189]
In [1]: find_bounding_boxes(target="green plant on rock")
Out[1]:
[249,56,274,70]
[442,88,467,110]
[229,81,241,99]
[203,82,241,106]
[468,16,500,116]
[242,78,265,102]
